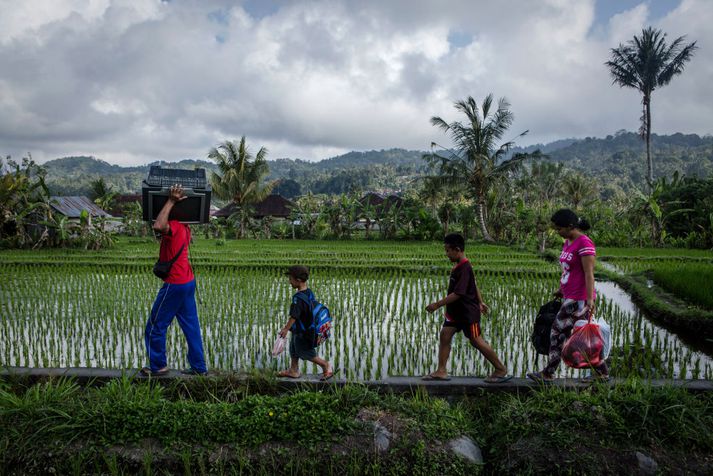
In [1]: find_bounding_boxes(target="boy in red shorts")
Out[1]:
[423,233,510,383]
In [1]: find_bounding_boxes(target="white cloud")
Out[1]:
[0,0,710,165]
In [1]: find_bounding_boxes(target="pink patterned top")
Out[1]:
[558,234,596,301]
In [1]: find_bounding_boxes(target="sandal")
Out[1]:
[484,374,513,384]
[581,374,610,384]
[181,368,209,376]
[140,367,169,377]
[277,370,301,379]
[526,371,554,384]
[421,374,451,381]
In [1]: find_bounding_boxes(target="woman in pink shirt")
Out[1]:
[527,209,609,383]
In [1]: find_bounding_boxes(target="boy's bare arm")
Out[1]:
[475,281,490,314]
[426,292,460,313]
[279,317,296,338]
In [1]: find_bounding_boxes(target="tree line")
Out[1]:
[3,26,709,250]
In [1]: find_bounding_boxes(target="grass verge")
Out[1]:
[1,376,712,474]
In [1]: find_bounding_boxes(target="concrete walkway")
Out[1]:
[2,367,712,394]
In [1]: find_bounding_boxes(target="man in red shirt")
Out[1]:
[141,184,207,376]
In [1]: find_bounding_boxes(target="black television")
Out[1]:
[141,167,212,224]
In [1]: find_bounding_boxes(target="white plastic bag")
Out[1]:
[596,317,612,359]
[272,336,287,357]
[574,317,611,359]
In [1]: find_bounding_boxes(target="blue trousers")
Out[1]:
[145,279,207,373]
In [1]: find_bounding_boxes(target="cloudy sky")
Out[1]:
[0,0,710,165]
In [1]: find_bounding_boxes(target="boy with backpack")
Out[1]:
[278,265,334,380]
[423,234,510,383]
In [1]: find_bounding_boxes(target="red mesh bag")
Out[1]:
[562,317,604,368]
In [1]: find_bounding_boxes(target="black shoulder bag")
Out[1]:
[153,244,185,279]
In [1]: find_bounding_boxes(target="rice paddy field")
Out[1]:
[1,239,711,380]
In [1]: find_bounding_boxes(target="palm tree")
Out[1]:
[209,137,277,238]
[606,27,697,191]
[427,94,543,242]
[562,173,597,210]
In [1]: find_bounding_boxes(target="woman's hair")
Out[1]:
[551,208,591,231]
[444,233,465,251]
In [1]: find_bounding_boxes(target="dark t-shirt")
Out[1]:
[290,289,313,332]
[445,259,481,324]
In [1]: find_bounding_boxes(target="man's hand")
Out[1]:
[426,302,440,313]
[553,289,563,299]
[479,303,490,315]
[279,326,289,338]
[169,184,187,203]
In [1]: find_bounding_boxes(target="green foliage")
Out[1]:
[426,94,544,241]
[652,263,713,309]
[210,137,277,238]
[486,382,713,452]
[0,155,53,248]
[606,27,698,188]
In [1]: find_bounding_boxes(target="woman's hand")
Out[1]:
[278,326,289,338]
[479,303,490,315]
[426,302,440,313]
[586,299,596,318]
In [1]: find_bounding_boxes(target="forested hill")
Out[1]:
[530,132,713,190]
[41,132,713,197]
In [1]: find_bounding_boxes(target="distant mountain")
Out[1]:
[543,132,713,192]
[41,132,713,197]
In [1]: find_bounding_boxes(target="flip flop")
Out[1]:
[277,370,301,379]
[484,374,513,384]
[581,374,610,384]
[319,367,339,381]
[140,367,169,377]
[421,374,451,381]
[526,371,554,384]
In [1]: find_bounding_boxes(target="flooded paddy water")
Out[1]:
[1,242,711,381]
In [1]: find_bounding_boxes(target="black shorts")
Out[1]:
[290,332,317,360]
[443,320,482,339]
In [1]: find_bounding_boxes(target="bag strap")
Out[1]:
[294,291,315,311]
[167,244,185,265]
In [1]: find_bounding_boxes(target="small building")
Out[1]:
[357,193,403,215]
[213,194,294,220]
[50,196,113,219]
[110,194,141,217]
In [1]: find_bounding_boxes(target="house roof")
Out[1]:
[213,194,294,218]
[357,193,402,214]
[359,192,385,207]
[50,196,113,218]
[109,194,141,217]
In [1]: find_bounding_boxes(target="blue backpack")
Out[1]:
[292,290,333,347]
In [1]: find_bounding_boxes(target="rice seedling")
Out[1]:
[0,239,710,379]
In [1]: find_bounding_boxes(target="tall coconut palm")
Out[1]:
[606,27,697,191]
[427,94,542,242]
[209,137,277,238]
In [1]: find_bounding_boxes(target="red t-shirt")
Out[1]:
[159,220,194,284]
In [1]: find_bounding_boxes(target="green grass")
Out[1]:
[0,378,474,475]
[652,263,713,310]
[2,377,712,474]
[598,247,713,258]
